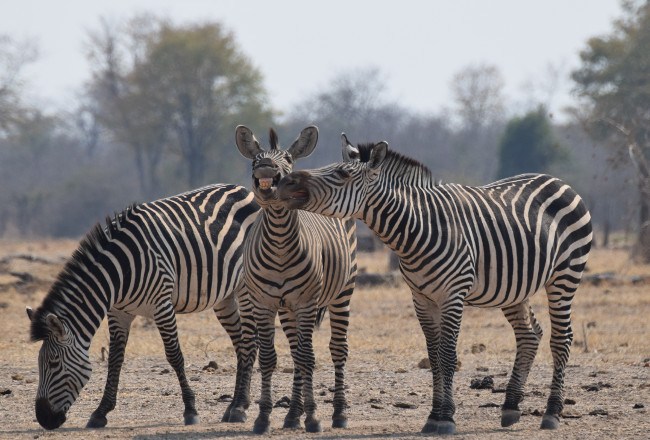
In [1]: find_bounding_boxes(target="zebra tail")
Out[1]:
[315,306,328,329]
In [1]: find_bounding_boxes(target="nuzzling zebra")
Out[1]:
[277,135,593,435]
[26,183,260,430]
[235,126,357,434]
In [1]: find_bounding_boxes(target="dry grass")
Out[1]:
[0,239,649,439]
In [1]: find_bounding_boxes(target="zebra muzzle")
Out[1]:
[35,397,67,430]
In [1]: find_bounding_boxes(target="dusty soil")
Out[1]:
[0,239,648,439]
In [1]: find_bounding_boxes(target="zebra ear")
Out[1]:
[369,141,388,169]
[288,126,318,159]
[26,306,35,322]
[45,313,66,340]
[235,125,263,159]
[341,133,360,162]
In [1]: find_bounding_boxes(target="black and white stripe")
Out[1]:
[235,126,357,434]
[278,136,593,434]
[27,183,259,430]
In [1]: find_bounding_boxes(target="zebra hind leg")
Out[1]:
[87,310,135,428]
[328,296,352,429]
[500,301,543,428]
[279,309,304,429]
[253,309,278,435]
[154,303,199,425]
[214,291,254,423]
[296,308,321,433]
[541,277,579,430]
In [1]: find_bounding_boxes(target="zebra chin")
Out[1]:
[35,397,67,430]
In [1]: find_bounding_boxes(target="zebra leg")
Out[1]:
[296,307,321,433]
[412,291,442,434]
[500,301,543,427]
[253,308,278,435]
[154,302,199,425]
[279,309,304,429]
[213,291,252,423]
[87,309,135,428]
[541,280,578,429]
[435,294,465,435]
[328,294,352,428]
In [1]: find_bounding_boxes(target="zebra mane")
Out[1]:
[356,143,436,187]
[29,204,138,342]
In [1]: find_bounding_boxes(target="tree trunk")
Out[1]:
[629,143,650,262]
[638,187,650,262]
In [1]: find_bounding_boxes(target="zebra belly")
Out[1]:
[172,283,227,313]
[463,268,549,308]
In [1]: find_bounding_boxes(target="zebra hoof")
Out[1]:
[436,420,456,435]
[86,414,107,429]
[221,405,232,422]
[501,409,522,427]
[305,418,322,433]
[540,414,560,430]
[184,413,199,425]
[253,416,271,435]
[332,416,348,429]
[227,407,247,423]
[421,419,438,433]
[282,417,302,429]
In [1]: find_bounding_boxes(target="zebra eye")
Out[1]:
[335,169,351,180]
[285,153,293,164]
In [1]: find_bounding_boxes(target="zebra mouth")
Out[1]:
[254,175,280,194]
[281,188,309,208]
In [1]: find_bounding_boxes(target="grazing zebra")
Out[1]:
[235,126,357,434]
[26,183,260,430]
[277,135,593,435]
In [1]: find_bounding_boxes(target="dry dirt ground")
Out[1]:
[0,239,648,439]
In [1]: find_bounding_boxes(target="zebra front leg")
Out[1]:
[500,301,543,427]
[214,291,253,423]
[279,309,304,429]
[296,307,321,433]
[412,292,442,434]
[154,303,199,425]
[434,294,465,435]
[328,295,352,428]
[541,282,577,430]
[87,309,135,428]
[253,309,278,434]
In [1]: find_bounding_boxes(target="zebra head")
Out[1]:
[277,134,388,218]
[235,125,318,207]
[26,306,92,430]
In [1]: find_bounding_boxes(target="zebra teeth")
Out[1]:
[258,178,274,190]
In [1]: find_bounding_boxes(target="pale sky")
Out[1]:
[2,0,623,120]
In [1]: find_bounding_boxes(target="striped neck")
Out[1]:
[259,203,302,256]
[361,173,438,262]
[32,222,128,349]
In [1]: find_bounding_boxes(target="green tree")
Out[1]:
[497,107,563,179]
[572,0,650,261]
[86,16,272,197]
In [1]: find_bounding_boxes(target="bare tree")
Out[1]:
[451,63,505,129]
[84,15,272,197]
[0,35,37,135]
